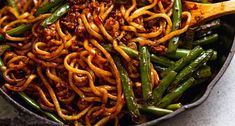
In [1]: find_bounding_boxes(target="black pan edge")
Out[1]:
[0,89,61,126]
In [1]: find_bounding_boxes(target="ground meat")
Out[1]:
[61,5,81,30]
[104,17,120,38]
[43,24,57,40]
[151,45,167,55]
[110,10,125,25]
[145,19,158,29]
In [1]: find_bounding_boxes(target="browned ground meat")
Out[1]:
[104,17,120,38]
[43,24,57,40]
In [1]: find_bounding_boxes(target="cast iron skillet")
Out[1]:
[0,3,235,126]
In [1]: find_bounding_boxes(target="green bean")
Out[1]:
[170,49,191,59]
[7,0,18,13]
[158,77,195,108]
[195,65,212,79]
[35,0,63,16]
[167,0,182,55]
[50,2,65,13]
[161,46,204,77]
[166,103,183,110]
[153,65,167,73]
[194,78,208,86]
[0,58,6,73]
[139,46,152,101]
[182,28,195,49]
[41,3,70,28]
[168,49,214,92]
[195,19,221,37]
[168,48,217,61]
[0,45,10,56]
[114,56,140,118]
[192,34,219,46]
[120,46,139,58]
[150,54,175,67]
[0,24,32,41]
[139,106,173,116]
[103,44,175,67]
[18,92,64,124]
[153,71,177,104]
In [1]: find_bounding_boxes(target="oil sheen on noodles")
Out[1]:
[0,0,191,125]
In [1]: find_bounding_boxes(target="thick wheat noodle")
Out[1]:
[38,99,69,114]
[31,84,55,107]
[90,22,100,33]
[7,56,27,68]
[101,5,114,20]
[46,68,62,83]
[157,11,192,44]
[121,26,137,33]
[81,13,104,41]
[124,0,136,19]
[0,16,7,27]
[89,39,123,112]
[37,66,92,120]
[5,74,36,91]
[0,0,195,125]
[136,21,164,38]
[144,12,173,34]
[128,0,158,21]
[85,106,101,126]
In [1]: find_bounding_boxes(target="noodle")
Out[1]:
[0,0,193,125]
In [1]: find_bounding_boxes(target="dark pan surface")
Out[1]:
[0,5,235,126]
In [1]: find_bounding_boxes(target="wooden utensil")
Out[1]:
[184,0,235,26]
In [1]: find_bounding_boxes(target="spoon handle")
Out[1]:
[184,1,235,26]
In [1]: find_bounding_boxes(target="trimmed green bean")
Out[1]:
[114,56,140,118]
[153,71,177,104]
[0,58,6,73]
[158,77,195,108]
[120,46,139,58]
[167,0,182,55]
[168,48,217,61]
[150,54,175,67]
[194,78,208,86]
[192,34,219,46]
[195,19,221,37]
[18,92,64,124]
[50,2,65,13]
[171,49,190,59]
[182,28,195,49]
[195,65,212,79]
[166,103,183,110]
[153,65,167,73]
[161,46,204,77]
[139,46,152,101]
[0,24,32,41]
[42,3,70,27]
[168,49,214,92]
[35,0,63,16]
[103,44,175,67]
[139,106,173,116]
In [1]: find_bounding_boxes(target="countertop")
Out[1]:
[1,57,235,126]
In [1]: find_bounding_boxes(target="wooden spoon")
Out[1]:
[184,0,235,26]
